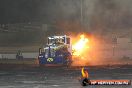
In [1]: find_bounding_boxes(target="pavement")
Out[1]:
[0,65,131,88]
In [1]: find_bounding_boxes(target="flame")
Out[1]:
[71,34,91,66]
[71,34,107,66]
[72,34,89,56]
[81,67,89,78]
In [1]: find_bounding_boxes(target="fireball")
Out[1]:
[71,34,90,66]
[72,34,89,56]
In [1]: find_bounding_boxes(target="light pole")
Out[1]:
[80,0,84,33]
[80,0,83,25]
[112,45,115,56]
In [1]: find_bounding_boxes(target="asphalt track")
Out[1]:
[0,65,131,88]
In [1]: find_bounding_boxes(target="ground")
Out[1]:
[0,65,131,88]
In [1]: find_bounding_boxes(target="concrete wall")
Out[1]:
[91,40,132,60]
[22,52,39,58]
[0,52,39,59]
[0,37,132,60]
[117,38,131,44]
[0,54,16,59]
[98,49,132,59]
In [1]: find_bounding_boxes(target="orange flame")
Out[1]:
[72,34,89,56]
[81,67,89,78]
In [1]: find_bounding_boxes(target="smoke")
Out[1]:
[89,0,132,35]
[1,0,132,32]
[38,0,81,24]
[0,0,39,23]
[38,0,132,36]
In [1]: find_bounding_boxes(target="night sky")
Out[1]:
[0,0,132,30]
[0,0,38,23]
[0,0,81,24]
[0,0,132,45]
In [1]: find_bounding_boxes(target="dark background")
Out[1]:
[0,0,132,46]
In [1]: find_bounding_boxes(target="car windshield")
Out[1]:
[44,48,55,58]
[48,38,65,45]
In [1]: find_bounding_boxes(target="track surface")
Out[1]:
[0,65,131,88]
